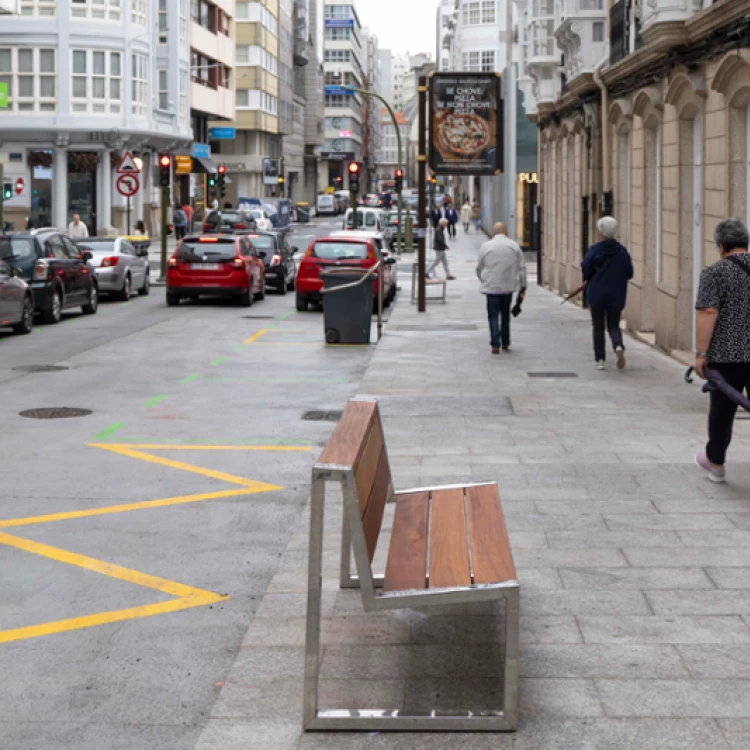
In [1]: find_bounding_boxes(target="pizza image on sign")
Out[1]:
[436,111,492,158]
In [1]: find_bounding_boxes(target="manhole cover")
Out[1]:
[19,407,92,419]
[527,372,579,378]
[242,316,276,319]
[392,324,477,331]
[12,365,69,373]
[302,410,343,422]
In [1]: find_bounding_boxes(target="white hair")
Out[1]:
[439,218,448,227]
[597,216,618,239]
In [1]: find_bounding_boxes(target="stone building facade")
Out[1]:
[531,0,750,356]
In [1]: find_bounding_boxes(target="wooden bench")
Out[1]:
[411,261,447,303]
[303,397,519,732]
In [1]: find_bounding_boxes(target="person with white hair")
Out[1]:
[581,216,634,370]
[426,217,456,280]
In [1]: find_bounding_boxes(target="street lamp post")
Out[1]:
[342,85,403,255]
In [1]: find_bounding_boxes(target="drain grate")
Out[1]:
[392,324,477,332]
[19,407,92,419]
[302,410,343,422]
[527,372,579,378]
[12,365,69,373]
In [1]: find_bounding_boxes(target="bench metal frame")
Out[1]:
[304,401,520,732]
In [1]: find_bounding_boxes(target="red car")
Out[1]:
[295,236,396,312]
[166,234,265,307]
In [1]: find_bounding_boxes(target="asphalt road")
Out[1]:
[0,215,371,749]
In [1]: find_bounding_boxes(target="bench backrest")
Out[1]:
[316,398,393,593]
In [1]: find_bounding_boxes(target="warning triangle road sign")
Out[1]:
[116,151,140,174]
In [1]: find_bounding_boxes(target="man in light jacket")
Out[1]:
[67,213,89,239]
[476,222,527,354]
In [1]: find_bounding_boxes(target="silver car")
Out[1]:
[0,259,34,334]
[74,237,150,300]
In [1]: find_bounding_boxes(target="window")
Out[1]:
[235,1,248,19]
[191,0,215,31]
[325,27,352,41]
[236,89,249,107]
[71,49,119,112]
[325,49,351,63]
[580,0,603,9]
[180,0,188,46]
[159,0,168,32]
[462,1,480,25]
[236,46,249,64]
[0,48,57,112]
[481,0,495,23]
[293,104,303,124]
[158,69,168,109]
[324,4,353,18]
[131,0,146,24]
[592,21,604,41]
[20,0,56,15]
[462,51,480,72]
[180,70,188,125]
[481,50,495,72]
[279,100,291,121]
[71,0,120,21]
[131,53,147,116]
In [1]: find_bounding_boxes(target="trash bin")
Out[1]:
[295,202,310,223]
[321,268,373,345]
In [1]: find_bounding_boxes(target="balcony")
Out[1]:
[293,0,309,67]
[554,0,606,84]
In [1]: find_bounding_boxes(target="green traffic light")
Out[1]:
[208,177,216,187]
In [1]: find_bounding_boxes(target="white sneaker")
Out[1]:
[596,360,606,371]
[616,346,626,370]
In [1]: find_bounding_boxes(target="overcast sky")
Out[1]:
[357,0,438,58]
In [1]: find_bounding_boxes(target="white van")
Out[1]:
[316,194,336,216]
[342,207,393,247]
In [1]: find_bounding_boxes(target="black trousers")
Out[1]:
[590,307,624,361]
[447,222,456,238]
[706,363,750,465]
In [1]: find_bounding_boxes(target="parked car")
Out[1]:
[342,207,393,248]
[388,209,419,249]
[0,229,98,324]
[364,194,382,207]
[245,208,273,232]
[74,237,150,299]
[166,234,265,307]
[316,194,337,217]
[215,210,255,234]
[243,232,297,295]
[295,235,397,312]
[0,259,34,334]
[334,190,350,214]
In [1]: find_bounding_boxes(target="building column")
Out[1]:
[99,151,112,233]
[52,147,68,229]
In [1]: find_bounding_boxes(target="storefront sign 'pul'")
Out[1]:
[428,72,504,177]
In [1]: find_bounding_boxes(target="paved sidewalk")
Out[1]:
[196,229,750,749]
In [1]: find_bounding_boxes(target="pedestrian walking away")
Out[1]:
[426,218,456,281]
[693,218,750,484]
[67,213,89,239]
[445,205,459,239]
[472,202,482,233]
[461,200,473,233]
[476,222,527,354]
[430,206,442,229]
[581,217,634,371]
[172,204,188,240]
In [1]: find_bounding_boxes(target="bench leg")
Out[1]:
[503,586,520,730]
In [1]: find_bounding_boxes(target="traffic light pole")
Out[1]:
[159,185,168,282]
[0,163,4,231]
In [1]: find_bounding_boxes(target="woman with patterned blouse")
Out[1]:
[694,218,750,483]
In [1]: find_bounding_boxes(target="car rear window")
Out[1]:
[221,212,241,222]
[78,241,116,254]
[245,235,275,250]
[0,237,35,260]
[177,239,237,262]
[311,242,369,260]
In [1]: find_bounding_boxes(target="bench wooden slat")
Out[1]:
[466,484,516,584]
[429,488,471,588]
[383,492,429,592]
[317,400,377,469]
[354,418,385,517]
[362,449,391,561]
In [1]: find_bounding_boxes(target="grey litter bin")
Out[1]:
[321,268,373,345]
[295,202,311,223]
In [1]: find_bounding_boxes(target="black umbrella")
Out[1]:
[685,366,750,413]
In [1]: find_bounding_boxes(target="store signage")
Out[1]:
[210,127,236,140]
[321,152,355,162]
[324,86,354,96]
[263,158,281,186]
[324,18,354,28]
[339,130,353,138]
[175,155,193,175]
[0,82,7,109]
[428,72,504,176]
[520,172,538,183]
[192,143,211,159]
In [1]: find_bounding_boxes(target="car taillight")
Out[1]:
[235,223,245,229]
[33,260,49,280]
[101,256,119,268]
[271,254,281,266]
[168,257,177,267]
[233,257,244,269]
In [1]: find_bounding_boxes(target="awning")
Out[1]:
[192,156,218,174]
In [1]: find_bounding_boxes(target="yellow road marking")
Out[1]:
[87,444,313,452]
[243,328,269,344]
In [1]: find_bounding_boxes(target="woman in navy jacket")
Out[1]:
[581,216,634,370]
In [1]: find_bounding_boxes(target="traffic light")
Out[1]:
[2,183,11,200]
[277,175,285,197]
[335,176,343,187]
[208,172,217,189]
[348,162,360,194]
[217,165,227,198]
[158,154,171,188]
[394,169,403,193]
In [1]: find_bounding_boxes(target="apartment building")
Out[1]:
[361,28,382,192]
[0,0,193,234]
[524,0,750,355]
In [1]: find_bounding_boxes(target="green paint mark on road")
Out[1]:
[180,374,202,384]
[143,394,168,408]
[209,357,226,366]
[276,312,294,321]
[92,422,124,441]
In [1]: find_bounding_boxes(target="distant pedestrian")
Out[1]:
[460,200,472,232]
[67,213,89,239]
[472,202,482,233]
[135,220,147,236]
[426,218,456,280]
[693,218,750,484]
[476,222,526,354]
[445,205,458,239]
[430,206,442,228]
[581,217,634,371]
[172,203,187,240]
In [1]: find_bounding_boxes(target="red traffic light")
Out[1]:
[217,165,227,175]
[159,154,171,168]
[395,169,403,178]
[348,162,360,174]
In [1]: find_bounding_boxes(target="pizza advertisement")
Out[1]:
[428,73,504,176]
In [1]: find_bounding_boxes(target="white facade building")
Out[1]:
[0,0,193,234]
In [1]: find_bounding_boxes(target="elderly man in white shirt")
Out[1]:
[67,214,89,239]
[476,222,527,355]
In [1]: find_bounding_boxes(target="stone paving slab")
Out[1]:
[195,228,750,749]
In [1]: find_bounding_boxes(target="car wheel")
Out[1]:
[295,292,308,312]
[139,271,150,296]
[166,291,181,307]
[277,276,287,295]
[41,290,62,324]
[12,294,34,334]
[287,274,295,292]
[82,283,99,315]
[117,274,131,301]
[238,286,253,307]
